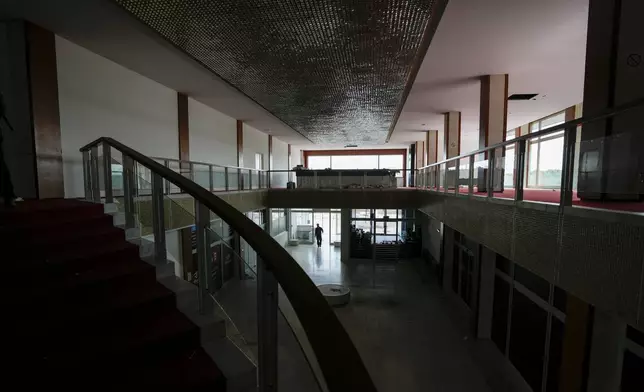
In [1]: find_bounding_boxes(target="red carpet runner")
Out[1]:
[0,199,225,389]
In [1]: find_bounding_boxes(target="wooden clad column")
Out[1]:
[444,112,461,159]
[426,130,438,164]
[236,120,244,189]
[558,295,593,392]
[268,135,273,186]
[26,23,64,198]
[177,92,189,162]
[479,74,509,149]
[236,120,244,167]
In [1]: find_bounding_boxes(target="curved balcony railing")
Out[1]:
[80,137,377,392]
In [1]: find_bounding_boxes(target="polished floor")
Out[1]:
[284,241,514,392]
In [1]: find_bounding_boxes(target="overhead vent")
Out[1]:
[344,144,358,148]
[508,93,539,101]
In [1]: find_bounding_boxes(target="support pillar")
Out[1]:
[340,208,351,263]
[479,74,508,192]
[177,92,190,176]
[426,130,438,165]
[578,0,644,201]
[236,120,244,189]
[441,225,455,290]
[586,310,626,392]
[443,112,461,189]
[559,295,593,392]
[476,246,496,339]
[0,21,63,199]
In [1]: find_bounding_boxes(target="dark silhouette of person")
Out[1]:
[0,92,16,207]
[314,223,324,247]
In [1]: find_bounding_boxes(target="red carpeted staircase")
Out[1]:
[1,199,226,389]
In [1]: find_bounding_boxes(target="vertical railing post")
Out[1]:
[122,155,136,229]
[102,144,113,203]
[468,155,475,195]
[514,140,526,202]
[209,165,214,192]
[189,162,195,181]
[195,201,213,314]
[163,160,171,195]
[224,167,229,191]
[249,169,253,190]
[151,173,167,263]
[238,168,243,190]
[82,150,91,200]
[487,149,496,198]
[442,164,448,193]
[560,127,576,207]
[258,256,278,392]
[90,146,101,203]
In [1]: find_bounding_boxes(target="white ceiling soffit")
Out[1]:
[390,0,589,147]
[0,0,311,145]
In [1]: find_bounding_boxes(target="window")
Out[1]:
[307,155,331,169]
[526,111,566,188]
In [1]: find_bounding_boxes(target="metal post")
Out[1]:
[102,144,113,203]
[82,150,91,200]
[209,165,214,192]
[487,149,496,198]
[560,127,576,207]
[258,256,278,392]
[195,201,214,313]
[163,160,171,195]
[123,155,136,229]
[249,169,253,190]
[90,146,101,203]
[189,162,195,181]
[224,167,229,191]
[468,155,475,195]
[151,173,167,263]
[514,140,526,202]
[238,168,243,190]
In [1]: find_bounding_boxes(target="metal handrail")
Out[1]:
[417,96,644,170]
[151,156,268,173]
[79,137,377,392]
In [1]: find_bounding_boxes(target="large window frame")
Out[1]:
[303,149,408,185]
[526,111,566,189]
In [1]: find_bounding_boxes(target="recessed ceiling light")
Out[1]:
[421,123,426,126]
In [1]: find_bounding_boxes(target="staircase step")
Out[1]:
[5,241,142,280]
[0,213,114,238]
[0,199,104,226]
[11,307,201,371]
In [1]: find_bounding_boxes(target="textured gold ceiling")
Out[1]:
[113,0,442,143]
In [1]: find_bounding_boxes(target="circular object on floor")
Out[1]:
[318,284,351,306]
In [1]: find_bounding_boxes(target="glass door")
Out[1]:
[313,210,331,245]
[330,210,341,245]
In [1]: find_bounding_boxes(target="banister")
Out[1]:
[417,96,644,170]
[152,156,268,173]
[80,137,377,392]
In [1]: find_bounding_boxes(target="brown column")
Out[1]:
[236,120,244,167]
[177,92,189,162]
[444,112,461,159]
[559,295,593,392]
[479,74,509,149]
[426,130,438,164]
[27,23,64,198]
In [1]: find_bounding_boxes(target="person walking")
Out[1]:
[0,92,17,207]
[314,223,324,247]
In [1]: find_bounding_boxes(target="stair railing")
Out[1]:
[80,137,377,392]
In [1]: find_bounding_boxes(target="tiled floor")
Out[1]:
[284,243,499,392]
